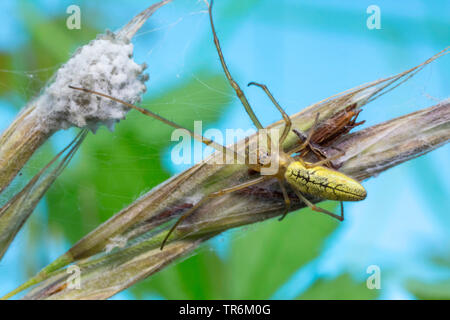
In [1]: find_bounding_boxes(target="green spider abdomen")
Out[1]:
[285,161,367,201]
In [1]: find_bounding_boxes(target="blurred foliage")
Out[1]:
[406,255,450,299]
[298,274,379,300]
[0,54,14,96]
[6,2,99,102]
[407,279,450,300]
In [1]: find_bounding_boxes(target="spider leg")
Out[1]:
[300,113,320,151]
[292,188,343,222]
[287,113,321,156]
[208,0,263,130]
[292,129,327,157]
[306,150,345,168]
[247,82,292,146]
[160,175,268,250]
[277,179,291,221]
